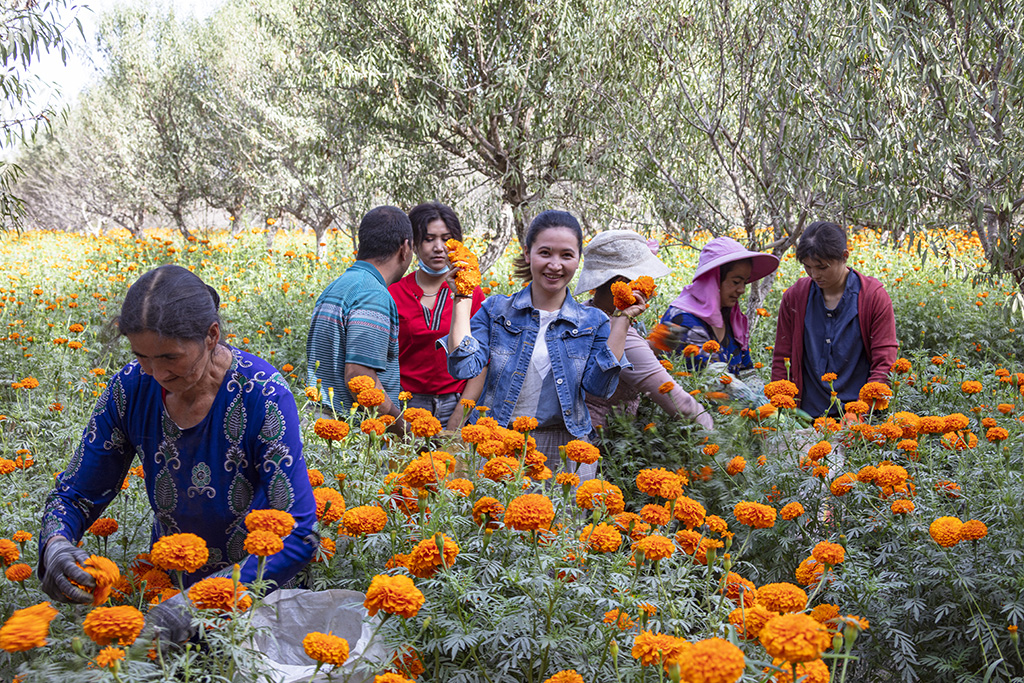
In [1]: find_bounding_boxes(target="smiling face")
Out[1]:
[524,226,581,300]
[719,260,752,309]
[127,327,217,394]
[416,219,451,273]
[801,251,850,294]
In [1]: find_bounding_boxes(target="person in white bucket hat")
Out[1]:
[575,230,714,431]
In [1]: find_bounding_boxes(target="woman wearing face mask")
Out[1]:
[660,237,779,376]
[772,221,897,417]
[389,202,487,431]
[444,210,645,472]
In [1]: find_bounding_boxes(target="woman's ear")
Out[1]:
[206,322,221,349]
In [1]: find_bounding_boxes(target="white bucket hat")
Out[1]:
[574,230,672,295]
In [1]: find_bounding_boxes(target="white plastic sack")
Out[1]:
[246,588,384,683]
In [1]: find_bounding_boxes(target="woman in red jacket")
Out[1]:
[772,221,898,417]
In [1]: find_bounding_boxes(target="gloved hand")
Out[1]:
[144,593,195,645]
[40,536,95,604]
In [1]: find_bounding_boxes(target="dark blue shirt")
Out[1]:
[661,307,753,374]
[800,272,870,417]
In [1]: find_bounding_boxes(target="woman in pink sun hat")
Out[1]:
[659,236,779,375]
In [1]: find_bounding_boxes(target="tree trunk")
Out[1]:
[479,202,516,274]
[315,214,334,260]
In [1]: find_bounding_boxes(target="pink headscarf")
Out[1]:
[670,269,751,348]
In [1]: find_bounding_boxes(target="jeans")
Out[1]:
[407,392,460,426]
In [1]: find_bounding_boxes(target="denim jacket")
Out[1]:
[447,285,626,439]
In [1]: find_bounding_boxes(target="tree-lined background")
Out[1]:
[4,0,1024,291]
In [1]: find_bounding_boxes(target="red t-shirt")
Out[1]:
[389,272,486,395]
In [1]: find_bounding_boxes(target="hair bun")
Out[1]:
[206,284,221,309]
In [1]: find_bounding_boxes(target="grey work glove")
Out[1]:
[40,536,95,604]
[144,592,196,645]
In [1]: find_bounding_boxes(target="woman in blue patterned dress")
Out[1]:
[37,265,318,620]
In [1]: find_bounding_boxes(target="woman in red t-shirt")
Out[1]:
[389,202,487,430]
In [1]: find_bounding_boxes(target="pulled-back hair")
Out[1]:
[118,265,221,342]
[356,206,413,261]
[796,221,848,262]
[512,210,584,282]
[408,202,463,245]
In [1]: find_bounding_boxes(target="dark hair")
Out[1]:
[408,202,463,246]
[355,206,413,262]
[118,265,221,342]
[719,258,752,282]
[512,210,584,281]
[796,221,848,262]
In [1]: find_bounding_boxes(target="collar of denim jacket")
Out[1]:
[510,284,592,327]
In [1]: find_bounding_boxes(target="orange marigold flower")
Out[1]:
[945,412,970,431]
[361,418,386,436]
[446,239,482,296]
[844,400,869,415]
[674,495,707,529]
[82,605,145,646]
[733,501,776,529]
[95,645,125,669]
[364,574,425,619]
[445,478,473,497]
[795,557,824,586]
[935,480,961,497]
[580,523,622,553]
[303,631,349,667]
[313,487,346,523]
[702,340,721,354]
[729,604,775,639]
[5,563,31,582]
[757,582,808,613]
[245,509,296,538]
[410,415,442,437]
[347,375,375,396]
[407,534,460,578]
[891,358,912,373]
[929,516,963,548]
[726,456,747,475]
[997,403,1014,415]
[80,555,120,605]
[759,612,832,663]
[702,443,720,457]
[0,602,58,652]
[244,529,284,556]
[615,512,652,540]
[460,424,490,444]
[658,381,674,394]
[555,472,580,488]
[314,419,350,441]
[544,670,585,683]
[575,480,625,515]
[631,630,689,667]
[764,380,799,398]
[682,344,701,357]
[987,427,1010,442]
[768,657,831,683]
[398,391,412,402]
[960,519,988,541]
[961,380,983,394]
[603,608,635,630]
[89,518,119,538]
[635,534,675,562]
[150,533,209,573]
[780,502,805,521]
[639,503,671,526]
[806,441,831,461]
[481,455,521,481]
[308,469,326,487]
[565,440,600,464]
[189,576,252,612]
[679,637,745,683]
[722,572,757,606]
[357,388,386,408]
[890,499,915,515]
[636,468,684,499]
[829,473,856,496]
[401,453,452,489]
[506,494,554,531]
[874,464,908,488]
[770,394,797,410]
[472,497,505,529]
[811,541,845,566]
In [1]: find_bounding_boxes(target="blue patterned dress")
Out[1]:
[40,347,317,587]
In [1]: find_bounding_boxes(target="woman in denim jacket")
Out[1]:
[444,211,647,479]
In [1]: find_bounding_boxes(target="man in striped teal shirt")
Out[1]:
[306,206,413,418]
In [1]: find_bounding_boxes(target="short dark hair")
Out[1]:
[356,206,413,262]
[796,221,848,262]
[408,202,463,245]
[118,265,221,342]
[513,210,584,281]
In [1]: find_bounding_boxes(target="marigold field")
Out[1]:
[1,226,1023,683]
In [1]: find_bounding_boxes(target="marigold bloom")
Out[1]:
[758,582,808,613]
[764,380,798,398]
[245,529,284,556]
[615,512,652,540]
[81,555,120,605]
[960,519,988,541]
[151,533,209,573]
[312,487,346,523]
[82,605,145,646]
[347,375,375,396]
[95,646,125,669]
[829,473,856,497]
[729,604,775,639]
[401,454,451,489]
[929,516,963,548]
[726,456,746,475]
[935,480,961,497]
[565,440,600,464]
[769,658,830,683]
[361,418,386,436]
[811,541,845,566]
[639,503,671,526]
[770,394,797,409]
[679,637,745,683]
[722,572,757,606]
[874,464,908,488]
[759,612,832,662]
[245,509,296,538]
[635,534,675,562]
[702,340,721,354]
[376,675,416,683]
[944,412,970,432]
[86,517,119,538]
[472,497,506,529]
[555,472,580,488]
[544,671,585,683]
[733,501,776,529]
[189,576,252,612]
[636,468,683,499]
[794,557,824,586]
[356,388,385,407]
[314,419,350,441]
[631,630,689,667]
[961,380,983,394]
[844,400,869,415]
[658,381,674,394]
[987,427,1010,442]
[410,415,442,437]
[891,358,911,373]
[502,494,553,532]
[674,495,707,529]
[481,455,521,481]
[343,505,388,536]
[575,480,625,515]
[682,344,701,357]
[446,239,482,296]
[364,574,425,619]
[997,403,1014,415]
[511,416,539,433]
[5,563,31,582]
[408,534,460,578]
[780,502,805,521]
[890,499,915,515]
[0,602,58,652]
[303,631,349,667]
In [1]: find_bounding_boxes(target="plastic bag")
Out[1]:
[246,589,384,683]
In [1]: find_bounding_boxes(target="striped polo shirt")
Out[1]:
[306,261,401,412]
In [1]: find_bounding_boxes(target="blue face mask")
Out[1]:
[419,260,449,276]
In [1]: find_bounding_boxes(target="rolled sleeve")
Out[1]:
[448,306,491,380]
[581,320,622,398]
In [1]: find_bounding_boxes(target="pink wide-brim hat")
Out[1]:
[693,237,779,283]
